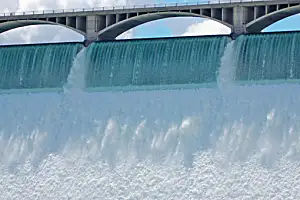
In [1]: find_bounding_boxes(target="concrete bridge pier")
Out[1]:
[83,38,96,47]
[83,16,105,47]
[83,33,98,47]
[231,6,247,39]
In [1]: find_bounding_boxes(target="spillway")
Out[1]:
[234,32,300,82]
[1,33,300,199]
[85,36,229,88]
[0,43,82,90]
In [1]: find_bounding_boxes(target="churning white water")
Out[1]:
[1,42,300,199]
[218,41,236,91]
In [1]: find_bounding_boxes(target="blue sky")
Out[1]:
[263,15,300,32]
[131,0,300,38]
[134,13,300,39]
[0,0,300,44]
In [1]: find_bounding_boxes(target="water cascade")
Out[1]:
[85,36,230,88]
[1,33,300,199]
[217,41,236,90]
[0,43,82,90]
[234,32,300,83]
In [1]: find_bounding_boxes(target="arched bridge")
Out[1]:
[1,0,300,42]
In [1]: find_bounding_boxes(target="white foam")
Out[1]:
[63,48,87,94]
[1,84,300,199]
[218,41,236,91]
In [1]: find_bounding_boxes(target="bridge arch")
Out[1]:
[0,20,85,36]
[97,12,232,40]
[246,5,300,33]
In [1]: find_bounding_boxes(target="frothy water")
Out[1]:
[64,48,87,93]
[1,85,300,199]
[218,41,236,91]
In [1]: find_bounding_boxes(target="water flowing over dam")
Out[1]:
[1,32,300,199]
[0,43,82,90]
[85,36,229,87]
[234,32,300,82]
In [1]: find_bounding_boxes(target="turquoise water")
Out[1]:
[85,36,230,87]
[0,37,230,90]
[1,33,300,91]
[234,32,300,81]
[0,43,82,89]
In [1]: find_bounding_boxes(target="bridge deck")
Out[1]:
[1,0,300,40]
[0,0,299,20]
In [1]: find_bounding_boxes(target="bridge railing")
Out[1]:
[0,0,296,17]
